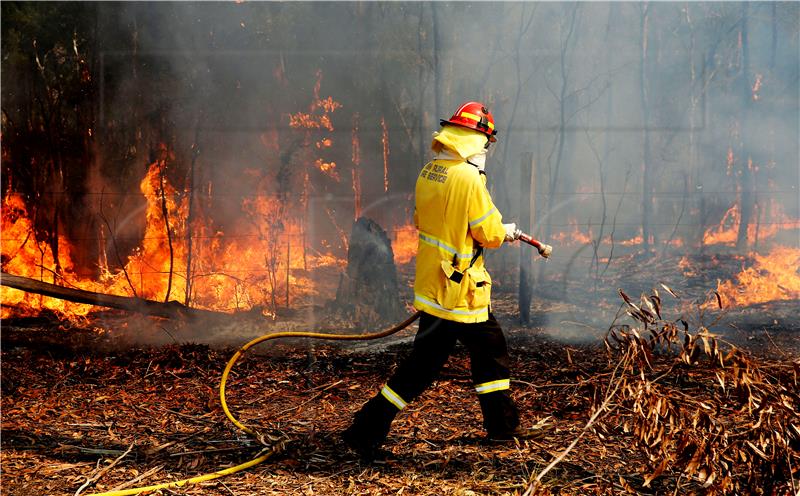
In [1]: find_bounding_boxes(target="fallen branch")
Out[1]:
[106,465,164,493]
[1,272,225,320]
[523,350,631,495]
[74,442,134,496]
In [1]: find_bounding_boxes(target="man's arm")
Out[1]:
[467,176,506,249]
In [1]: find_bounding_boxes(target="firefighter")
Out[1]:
[343,101,531,460]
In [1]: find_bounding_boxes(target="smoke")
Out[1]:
[3,2,798,344]
[92,2,800,237]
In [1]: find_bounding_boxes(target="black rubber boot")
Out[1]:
[342,395,398,461]
[478,390,520,437]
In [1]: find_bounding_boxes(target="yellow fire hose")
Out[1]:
[89,312,421,496]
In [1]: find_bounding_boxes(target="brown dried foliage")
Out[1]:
[603,287,799,494]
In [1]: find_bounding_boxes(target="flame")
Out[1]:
[1,161,343,319]
[619,234,644,246]
[2,72,355,320]
[703,202,799,246]
[752,73,763,101]
[288,113,332,131]
[704,204,740,245]
[314,159,339,182]
[726,147,735,176]
[392,223,418,265]
[315,96,342,114]
[713,245,800,308]
[678,255,697,277]
[550,219,594,246]
[289,70,340,132]
[1,194,97,317]
[666,238,684,248]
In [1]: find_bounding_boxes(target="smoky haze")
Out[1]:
[1,2,798,344]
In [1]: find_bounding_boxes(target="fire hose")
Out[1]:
[88,314,421,496]
[515,229,553,258]
[89,232,551,496]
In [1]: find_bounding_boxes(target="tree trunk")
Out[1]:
[498,5,536,219]
[417,3,428,168]
[1,272,224,320]
[518,153,534,325]
[685,3,701,249]
[736,2,754,252]
[543,4,580,247]
[185,126,201,306]
[432,2,442,121]
[334,218,404,327]
[158,161,175,302]
[640,3,655,252]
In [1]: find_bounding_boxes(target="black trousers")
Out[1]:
[347,312,520,447]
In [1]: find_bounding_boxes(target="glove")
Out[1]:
[503,223,518,242]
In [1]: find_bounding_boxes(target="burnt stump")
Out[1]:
[334,217,404,326]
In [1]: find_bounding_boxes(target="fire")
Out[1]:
[1,160,343,319]
[314,159,339,182]
[289,70,341,132]
[288,113,332,131]
[703,202,800,246]
[678,255,697,277]
[726,147,735,176]
[550,219,594,246]
[752,73,763,101]
[315,96,342,114]
[392,223,418,265]
[1,194,98,317]
[713,245,800,308]
[704,204,741,245]
[1,71,374,321]
[115,160,190,302]
[666,238,684,248]
[619,234,644,246]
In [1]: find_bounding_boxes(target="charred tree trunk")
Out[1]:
[185,128,201,306]
[640,2,655,253]
[417,2,428,168]
[432,2,442,122]
[351,113,362,220]
[335,218,404,326]
[736,3,754,252]
[518,153,534,325]
[684,4,703,250]
[158,160,175,302]
[593,1,617,281]
[1,272,223,320]
[543,4,580,248]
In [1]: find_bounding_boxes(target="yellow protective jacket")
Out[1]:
[412,126,507,323]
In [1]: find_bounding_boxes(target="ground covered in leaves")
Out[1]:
[2,293,799,495]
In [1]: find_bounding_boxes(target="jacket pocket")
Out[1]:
[438,260,467,310]
[466,267,492,309]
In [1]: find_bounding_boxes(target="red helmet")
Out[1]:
[440,101,498,142]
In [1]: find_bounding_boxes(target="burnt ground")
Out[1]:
[2,288,799,496]
[2,246,800,495]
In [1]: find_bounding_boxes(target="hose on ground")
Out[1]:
[89,312,420,496]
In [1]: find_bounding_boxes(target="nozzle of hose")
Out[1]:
[514,230,553,258]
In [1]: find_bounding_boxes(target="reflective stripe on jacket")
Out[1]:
[412,158,506,323]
